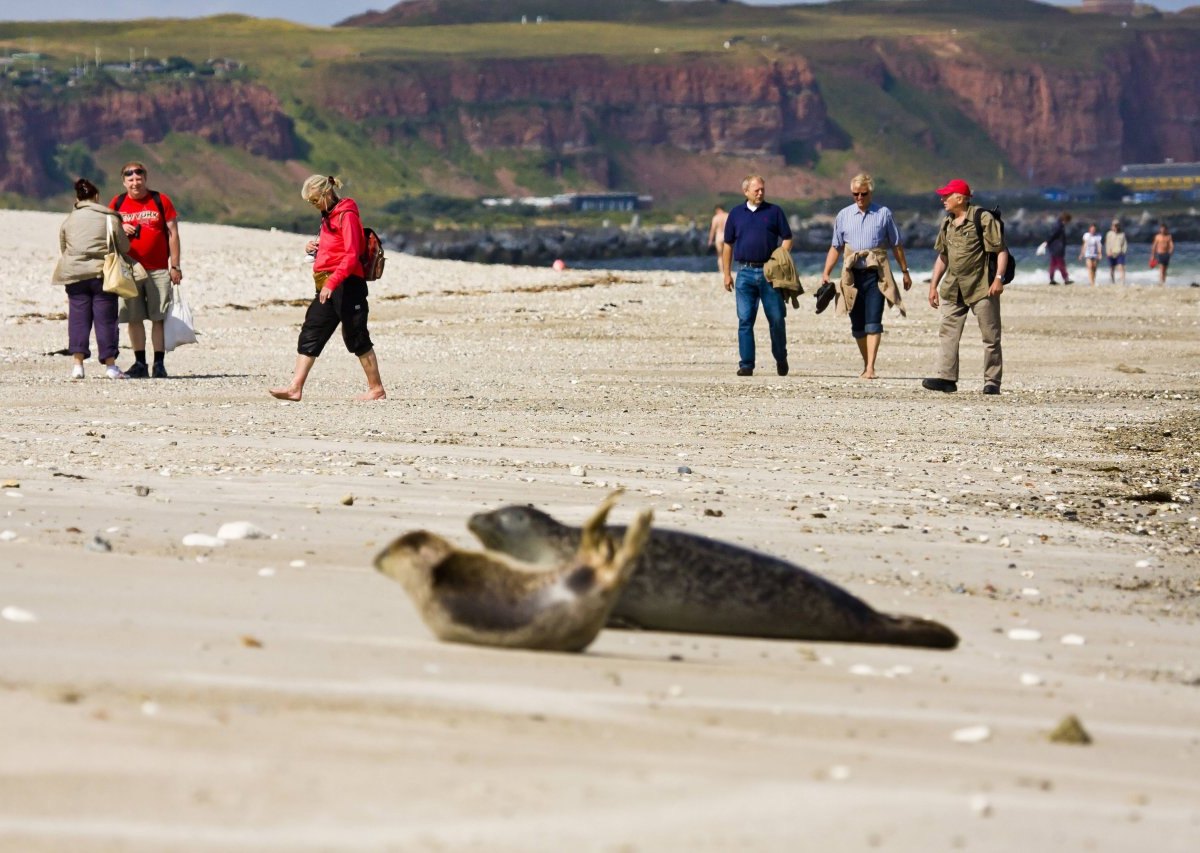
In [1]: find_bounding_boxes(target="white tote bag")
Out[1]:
[163,286,198,352]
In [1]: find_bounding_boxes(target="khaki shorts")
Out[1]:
[119,268,172,324]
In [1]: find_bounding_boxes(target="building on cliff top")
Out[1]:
[1079,0,1137,13]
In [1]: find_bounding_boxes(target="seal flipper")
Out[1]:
[870,613,959,650]
[577,490,652,590]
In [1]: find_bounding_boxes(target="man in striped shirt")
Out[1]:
[819,173,912,379]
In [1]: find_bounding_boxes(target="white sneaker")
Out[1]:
[71,364,85,380]
[105,365,128,380]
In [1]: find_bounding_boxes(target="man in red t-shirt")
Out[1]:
[110,161,183,378]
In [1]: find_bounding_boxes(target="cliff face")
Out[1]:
[0,82,296,196]
[874,33,1200,184]
[4,30,1197,204]
[320,56,837,159]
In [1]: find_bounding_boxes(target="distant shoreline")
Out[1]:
[388,212,1200,266]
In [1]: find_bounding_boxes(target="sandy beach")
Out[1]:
[1,209,1198,851]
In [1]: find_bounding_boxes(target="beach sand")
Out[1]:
[1,210,1197,851]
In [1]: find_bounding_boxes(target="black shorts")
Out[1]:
[296,277,374,358]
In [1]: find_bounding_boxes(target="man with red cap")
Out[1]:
[922,179,1009,395]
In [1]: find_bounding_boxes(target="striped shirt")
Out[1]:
[832,203,900,268]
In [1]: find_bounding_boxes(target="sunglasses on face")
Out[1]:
[851,191,870,197]
[123,168,146,177]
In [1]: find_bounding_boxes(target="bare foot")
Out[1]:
[356,388,387,401]
[269,387,302,401]
[860,370,877,380]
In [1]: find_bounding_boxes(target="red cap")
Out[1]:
[935,179,971,197]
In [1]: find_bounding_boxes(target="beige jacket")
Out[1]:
[763,245,803,307]
[51,201,130,286]
[836,246,905,318]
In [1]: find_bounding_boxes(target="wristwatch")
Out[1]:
[170,265,182,272]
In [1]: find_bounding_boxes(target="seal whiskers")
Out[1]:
[375,493,652,653]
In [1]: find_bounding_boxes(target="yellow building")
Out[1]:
[1115,162,1200,192]
[1080,0,1136,14]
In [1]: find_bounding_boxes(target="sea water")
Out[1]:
[573,242,1200,287]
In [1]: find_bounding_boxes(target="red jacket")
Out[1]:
[315,197,365,291]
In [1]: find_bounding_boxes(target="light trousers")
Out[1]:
[935,292,1002,387]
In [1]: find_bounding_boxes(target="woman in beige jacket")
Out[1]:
[51,178,131,379]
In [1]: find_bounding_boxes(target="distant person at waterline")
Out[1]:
[1080,223,1103,287]
[1046,211,1072,285]
[707,204,728,272]
[270,175,386,402]
[922,178,1009,397]
[1151,223,1174,286]
[1105,219,1127,286]
[819,173,911,379]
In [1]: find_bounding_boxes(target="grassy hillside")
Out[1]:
[0,1,1194,229]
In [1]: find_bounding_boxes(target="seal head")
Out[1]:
[376,493,652,653]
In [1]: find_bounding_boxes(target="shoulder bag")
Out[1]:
[102,215,139,299]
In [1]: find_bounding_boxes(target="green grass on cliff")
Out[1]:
[814,71,1016,193]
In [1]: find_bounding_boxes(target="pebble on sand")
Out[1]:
[217,521,269,540]
[2,605,37,623]
[182,533,226,548]
[340,495,355,506]
[952,725,992,744]
[1007,628,1042,641]
[1048,714,1093,745]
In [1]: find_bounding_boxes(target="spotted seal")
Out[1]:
[374,493,652,652]
[467,503,958,650]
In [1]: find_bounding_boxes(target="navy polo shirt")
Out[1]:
[723,201,792,264]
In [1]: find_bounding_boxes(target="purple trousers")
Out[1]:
[66,277,120,362]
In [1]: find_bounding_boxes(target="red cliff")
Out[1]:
[0,82,296,196]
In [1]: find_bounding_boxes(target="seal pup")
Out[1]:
[374,493,652,652]
[467,504,958,650]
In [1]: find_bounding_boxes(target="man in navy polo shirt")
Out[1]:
[721,175,793,376]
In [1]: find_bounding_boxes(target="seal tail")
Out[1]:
[872,613,959,650]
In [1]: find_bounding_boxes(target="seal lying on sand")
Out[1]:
[374,494,652,652]
[467,503,958,650]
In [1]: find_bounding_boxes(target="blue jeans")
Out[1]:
[849,268,885,338]
[735,266,787,371]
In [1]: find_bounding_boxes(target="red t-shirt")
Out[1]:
[109,192,178,270]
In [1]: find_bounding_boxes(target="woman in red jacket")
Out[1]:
[270,175,386,401]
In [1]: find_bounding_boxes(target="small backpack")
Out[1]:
[322,211,386,282]
[361,226,385,282]
[972,206,1016,285]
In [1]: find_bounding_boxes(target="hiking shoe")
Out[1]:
[105,365,128,380]
[125,362,149,378]
[777,360,789,376]
[983,384,1001,395]
[814,281,836,314]
[736,367,753,376]
[921,377,958,393]
[152,362,168,379]
[71,364,85,380]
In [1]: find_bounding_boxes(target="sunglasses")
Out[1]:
[123,168,146,177]
[851,191,870,197]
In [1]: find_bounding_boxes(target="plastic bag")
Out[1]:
[163,286,198,352]
[1035,241,1048,257]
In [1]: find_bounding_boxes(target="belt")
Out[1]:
[738,261,765,268]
